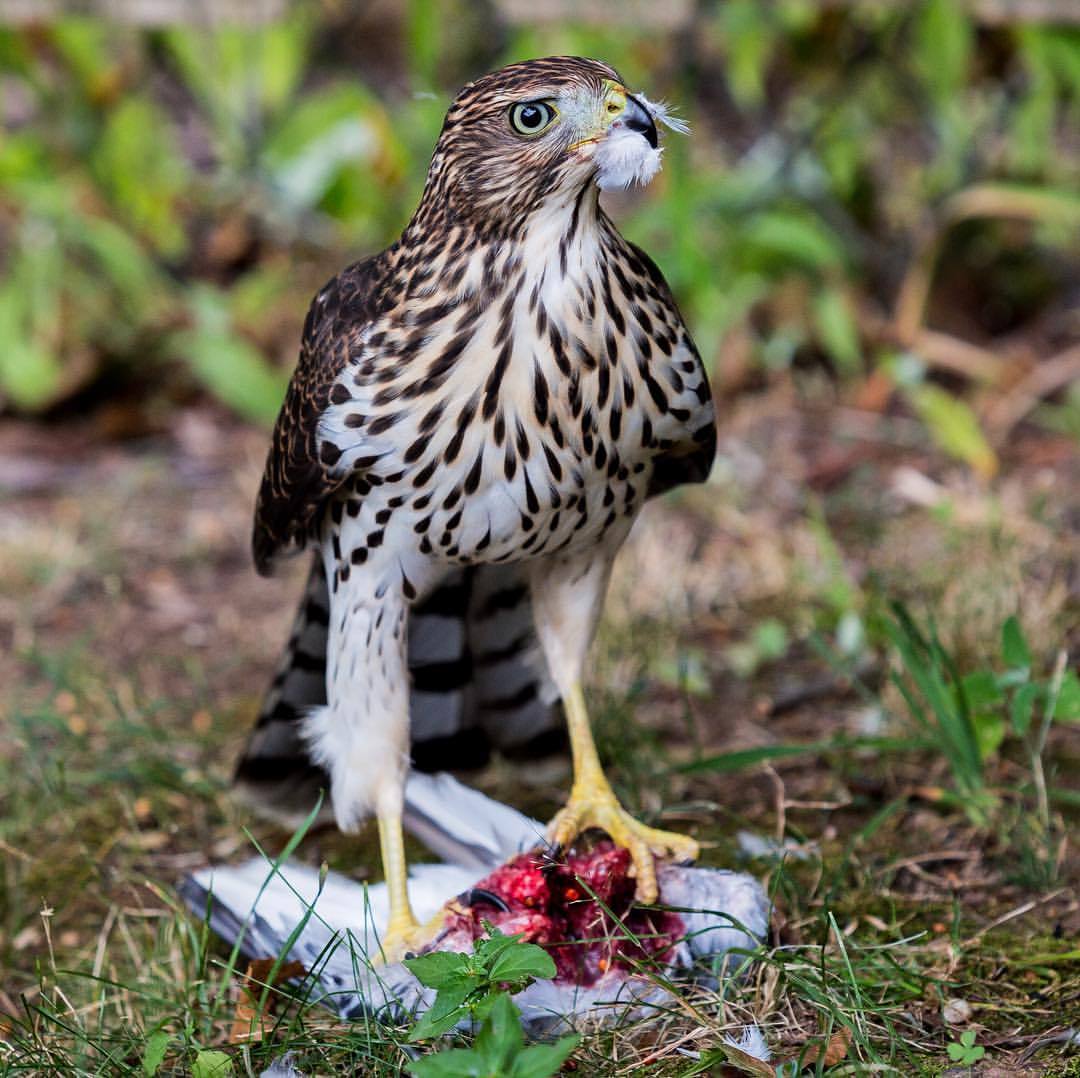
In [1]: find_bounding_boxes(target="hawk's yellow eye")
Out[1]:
[509,101,557,136]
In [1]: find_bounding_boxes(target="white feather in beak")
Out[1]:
[594,94,689,191]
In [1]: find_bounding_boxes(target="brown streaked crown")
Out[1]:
[406,56,622,234]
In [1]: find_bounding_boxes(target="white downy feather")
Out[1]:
[724,1024,772,1062]
[183,773,769,1031]
[594,94,688,191]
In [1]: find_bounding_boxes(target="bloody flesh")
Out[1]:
[442,841,684,985]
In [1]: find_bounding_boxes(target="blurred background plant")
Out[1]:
[2,3,1079,1070]
[1,0,1078,445]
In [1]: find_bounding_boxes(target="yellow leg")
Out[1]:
[375,814,423,963]
[547,683,699,904]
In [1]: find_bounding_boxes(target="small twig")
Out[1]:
[879,849,1003,891]
[892,229,939,348]
[40,904,56,977]
[763,764,786,844]
[1019,1027,1080,1063]
[91,906,118,982]
[0,838,31,862]
[900,863,1000,890]
[908,328,1004,384]
[767,669,867,716]
[873,300,1006,383]
[879,850,979,876]
[943,183,1080,226]
[984,346,1080,439]
[964,888,1068,944]
[888,180,1079,391]
[784,798,852,810]
[1031,650,1068,833]
[633,1025,709,1068]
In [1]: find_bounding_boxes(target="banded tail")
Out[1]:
[234,558,564,826]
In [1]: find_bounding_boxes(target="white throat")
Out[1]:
[594,128,663,191]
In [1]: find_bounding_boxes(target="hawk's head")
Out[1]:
[416,56,684,230]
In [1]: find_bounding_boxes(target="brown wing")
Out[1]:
[252,256,388,575]
[627,241,718,498]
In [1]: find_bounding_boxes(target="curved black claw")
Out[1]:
[460,887,510,913]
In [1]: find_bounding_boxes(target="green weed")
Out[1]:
[946,1029,985,1066]
[403,927,558,1041]
[409,993,577,1078]
[887,604,1077,878]
[404,932,578,1077]
[3,4,1079,465]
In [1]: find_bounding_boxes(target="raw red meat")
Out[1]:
[441,841,684,986]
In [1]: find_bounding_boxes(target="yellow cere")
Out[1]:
[603,82,628,123]
[566,81,628,151]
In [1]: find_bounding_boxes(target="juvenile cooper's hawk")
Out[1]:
[236,57,716,958]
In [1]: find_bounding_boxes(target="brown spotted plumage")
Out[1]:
[240,57,715,957]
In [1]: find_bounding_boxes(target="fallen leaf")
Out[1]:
[229,958,307,1044]
[822,1027,853,1066]
[54,691,77,714]
[782,1026,852,1069]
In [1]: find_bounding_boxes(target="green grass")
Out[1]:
[1,371,1078,1072]
[3,601,1077,1074]
[4,2,1080,461]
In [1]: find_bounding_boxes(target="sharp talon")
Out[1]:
[375,910,448,965]
[462,887,510,913]
[546,785,696,909]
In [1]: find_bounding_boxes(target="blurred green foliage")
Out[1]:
[0,8,437,422]
[0,1,1078,447]
[887,604,1077,882]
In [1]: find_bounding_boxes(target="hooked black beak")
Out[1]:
[623,94,658,149]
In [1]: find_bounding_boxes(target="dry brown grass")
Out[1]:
[1,392,1078,1074]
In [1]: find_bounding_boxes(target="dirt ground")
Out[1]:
[2,389,1078,1070]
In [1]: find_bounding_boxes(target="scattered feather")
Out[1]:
[736,829,816,862]
[260,1054,304,1078]
[723,1024,772,1062]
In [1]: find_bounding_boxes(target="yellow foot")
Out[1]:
[547,787,698,905]
[375,909,446,965]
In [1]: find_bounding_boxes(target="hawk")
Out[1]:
[236,56,716,958]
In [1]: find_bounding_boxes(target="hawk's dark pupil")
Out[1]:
[521,106,541,128]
